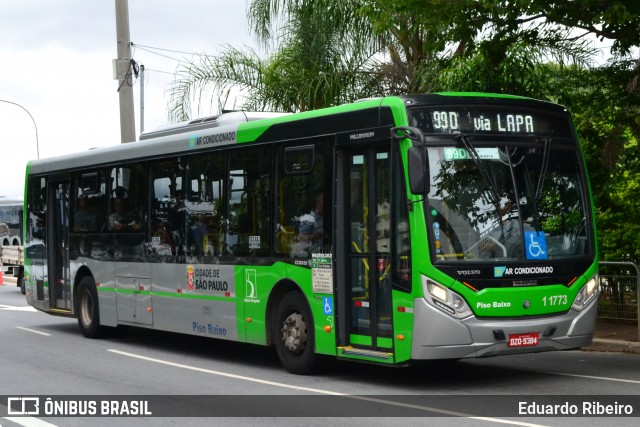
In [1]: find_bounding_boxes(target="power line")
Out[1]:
[145,68,175,76]
[131,42,209,59]
[129,42,206,76]
[134,45,184,62]
[129,42,223,78]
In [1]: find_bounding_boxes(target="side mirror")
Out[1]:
[391,126,429,195]
[407,146,429,194]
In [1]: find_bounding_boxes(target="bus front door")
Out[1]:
[47,180,71,312]
[337,145,394,356]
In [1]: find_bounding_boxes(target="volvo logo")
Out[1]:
[523,300,531,309]
[457,269,481,276]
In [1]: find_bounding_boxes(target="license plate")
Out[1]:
[508,333,539,348]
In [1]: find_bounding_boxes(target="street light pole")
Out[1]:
[0,99,39,159]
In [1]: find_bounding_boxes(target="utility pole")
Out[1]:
[114,0,136,143]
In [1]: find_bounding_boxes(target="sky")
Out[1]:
[0,0,255,197]
[0,2,632,199]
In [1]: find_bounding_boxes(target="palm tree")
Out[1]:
[247,0,450,95]
[168,0,598,122]
[167,0,382,121]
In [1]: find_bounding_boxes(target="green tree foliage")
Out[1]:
[168,0,382,119]
[596,140,640,263]
[167,0,640,261]
[563,60,640,263]
[400,0,640,262]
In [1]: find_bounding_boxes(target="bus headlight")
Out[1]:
[571,274,598,311]
[422,276,472,319]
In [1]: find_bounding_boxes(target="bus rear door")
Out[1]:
[47,180,72,312]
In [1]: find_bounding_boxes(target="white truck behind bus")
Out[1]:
[0,197,24,293]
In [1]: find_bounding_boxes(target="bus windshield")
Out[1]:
[425,141,591,262]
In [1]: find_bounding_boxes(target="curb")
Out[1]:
[583,338,640,354]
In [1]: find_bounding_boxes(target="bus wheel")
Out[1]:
[19,272,25,295]
[274,291,318,374]
[77,276,104,338]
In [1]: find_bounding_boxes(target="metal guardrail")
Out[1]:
[598,261,639,341]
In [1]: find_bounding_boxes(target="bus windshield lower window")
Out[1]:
[425,144,591,262]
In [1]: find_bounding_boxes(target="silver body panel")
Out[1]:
[75,259,239,340]
[411,294,598,360]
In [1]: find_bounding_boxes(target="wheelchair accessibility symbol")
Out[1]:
[525,231,548,260]
[322,297,333,315]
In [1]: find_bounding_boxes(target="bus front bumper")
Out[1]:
[410,295,598,360]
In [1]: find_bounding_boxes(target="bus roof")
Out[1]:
[27,96,390,175]
[27,93,568,176]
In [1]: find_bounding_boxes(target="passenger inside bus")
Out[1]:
[109,197,142,232]
[298,191,324,244]
[151,220,175,255]
[74,195,99,232]
[188,214,209,255]
[288,190,325,257]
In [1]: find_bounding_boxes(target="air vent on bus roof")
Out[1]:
[188,115,221,124]
[139,111,290,141]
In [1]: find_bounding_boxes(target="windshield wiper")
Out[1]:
[534,138,552,203]
[456,134,502,209]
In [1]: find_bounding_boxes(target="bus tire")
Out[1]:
[19,272,25,295]
[273,291,318,375]
[77,276,105,338]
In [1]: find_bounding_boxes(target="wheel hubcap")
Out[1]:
[80,291,93,327]
[281,312,307,354]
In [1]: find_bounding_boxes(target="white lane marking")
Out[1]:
[544,371,640,384]
[0,305,36,312]
[16,326,51,336]
[109,348,343,394]
[108,348,548,426]
[3,417,58,427]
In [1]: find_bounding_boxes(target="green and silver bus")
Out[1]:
[24,93,598,374]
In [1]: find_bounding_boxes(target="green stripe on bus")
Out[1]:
[97,287,235,302]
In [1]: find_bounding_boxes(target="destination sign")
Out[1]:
[409,107,572,137]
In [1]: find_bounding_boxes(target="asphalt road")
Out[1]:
[0,284,638,427]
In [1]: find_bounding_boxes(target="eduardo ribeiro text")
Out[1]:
[519,401,633,416]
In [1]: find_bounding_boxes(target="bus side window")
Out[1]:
[28,177,47,241]
[186,152,224,258]
[227,147,271,256]
[275,140,331,257]
[150,159,184,258]
[108,166,146,233]
[73,171,106,233]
